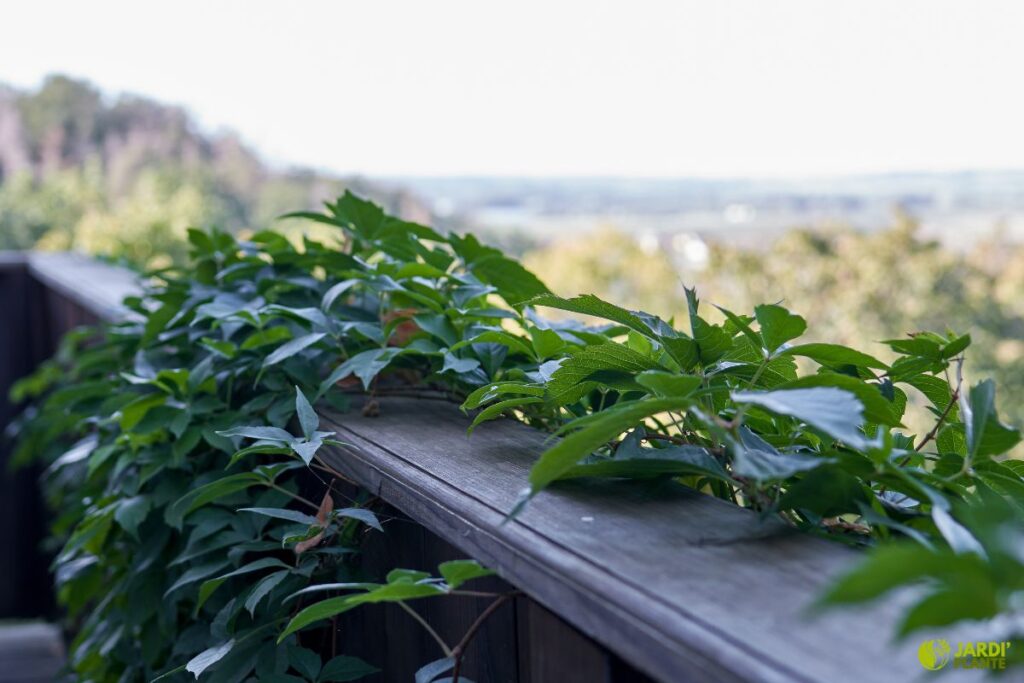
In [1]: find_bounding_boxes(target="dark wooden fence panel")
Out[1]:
[0,256,52,618]
[0,254,120,618]
[321,491,650,683]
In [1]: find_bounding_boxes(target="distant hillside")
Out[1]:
[0,75,428,263]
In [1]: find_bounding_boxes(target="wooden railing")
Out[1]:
[0,253,929,682]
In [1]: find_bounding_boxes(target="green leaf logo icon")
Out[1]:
[918,639,952,670]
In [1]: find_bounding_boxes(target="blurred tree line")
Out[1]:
[0,75,426,266]
[525,214,1024,433]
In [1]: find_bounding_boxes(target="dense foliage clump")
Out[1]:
[526,213,1024,440]
[13,193,1024,679]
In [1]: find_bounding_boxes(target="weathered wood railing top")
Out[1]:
[12,252,946,683]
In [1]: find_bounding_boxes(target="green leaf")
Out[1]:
[528,397,692,493]
[387,568,432,583]
[319,655,380,682]
[660,336,700,371]
[245,570,290,616]
[470,253,550,306]
[530,327,565,360]
[684,287,732,364]
[905,374,956,413]
[963,379,1021,459]
[441,352,481,375]
[733,387,868,448]
[562,444,728,482]
[217,425,294,443]
[941,333,971,359]
[142,294,185,345]
[286,582,382,602]
[197,558,291,612]
[241,327,293,351]
[226,444,294,468]
[884,336,943,360]
[264,332,327,368]
[528,293,658,338]
[634,371,701,398]
[898,583,998,637]
[291,438,324,465]
[47,435,98,472]
[320,348,402,393]
[931,507,985,557]
[166,473,264,528]
[279,582,447,641]
[777,466,866,516]
[289,646,322,680]
[113,495,151,540]
[456,330,533,359]
[530,293,699,368]
[119,393,166,431]
[546,343,661,406]
[461,382,544,411]
[321,279,360,311]
[754,304,806,352]
[714,305,762,351]
[293,193,375,235]
[438,560,495,589]
[187,639,235,678]
[336,507,383,532]
[779,343,888,370]
[819,544,959,605]
[173,427,203,462]
[413,314,459,347]
[152,665,188,682]
[238,507,319,526]
[776,374,902,427]
[733,428,828,481]
[200,337,238,358]
[414,658,455,683]
[295,386,319,439]
[467,396,545,433]
[165,558,232,597]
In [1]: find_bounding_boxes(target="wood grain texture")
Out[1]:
[318,398,930,683]
[517,600,620,683]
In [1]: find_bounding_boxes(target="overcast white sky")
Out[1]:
[2,0,1023,178]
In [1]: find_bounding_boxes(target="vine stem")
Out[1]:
[643,432,689,446]
[448,589,505,598]
[269,483,320,511]
[311,460,357,485]
[450,593,518,683]
[913,355,963,453]
[745,356,770,389]
[914,388,959,452]
[398,601,452,656]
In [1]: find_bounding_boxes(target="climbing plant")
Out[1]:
[11,191,1024,680]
